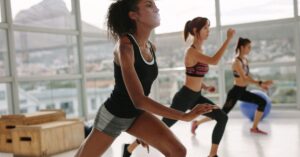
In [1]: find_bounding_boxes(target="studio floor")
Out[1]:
[1,110,300,157]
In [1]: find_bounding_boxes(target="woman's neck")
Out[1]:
[134,25,152,48]
[237,53,246,59]
[192,39,204,51]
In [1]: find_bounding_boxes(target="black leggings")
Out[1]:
[222,85,267,114]
[162,86,228,144]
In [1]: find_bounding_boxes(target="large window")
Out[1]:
[0,0,299,118]
[155,0,215,34]
[11,0,74,29]
[223,21,296,63]
[86,78,113,116]
[19,80,80,117]
[14,31,78,76]
[83,37,114,74]
[80,0,113,32]
[220,0,294,25]
[0,83,9,115]
[0,29,8,77]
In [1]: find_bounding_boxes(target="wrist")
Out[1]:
[258,80,262,86]
[178,111,186,121]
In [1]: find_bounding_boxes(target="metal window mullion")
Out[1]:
[215,0,226,105]
[0,77,12,82]
[294,0,299,17]
[0,0,4,22]
[12,24,79,35]
[0,23,8,28]
[18,74,82,82]
[74,0,88,119]
[249,61,296,68]
[5,0,19,114]
[82,32,104,37]
[221,18,295,29]
[293,0,300,109]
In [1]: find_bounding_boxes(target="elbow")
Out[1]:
[242,77,249,82]
[210,60,218,65]
[131,95,147,109]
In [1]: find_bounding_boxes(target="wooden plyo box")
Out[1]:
[0,133,13,152]
[12,120,84,157]
[0,110,66,133]
[0,110,66,153]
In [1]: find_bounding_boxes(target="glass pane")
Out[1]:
[158,70,184,105]
[80,0,113,32]
[203,69,220,103]
[250,66,296,106]
[223,21,296,63]
[11,0,75,29]
[156,0,215,34]
[225,66,296,107]
[156,29,218,69]
[0,29,8,76]
[0,83,10,115]
[158,69,220,105]
[220,0,294,25]
[19,80,80,117]
[86,78,114,116]
[83,37,114,74]
[14,31,78,76]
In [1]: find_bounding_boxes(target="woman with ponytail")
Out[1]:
[123,17,235,157]
[75,1,214,157]
[192,37,273,135]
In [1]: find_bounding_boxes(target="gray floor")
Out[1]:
[1,110,300,157]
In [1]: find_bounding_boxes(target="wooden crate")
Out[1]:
[0,133,13,152]
[12,120,84,157]
[0,110,66,133]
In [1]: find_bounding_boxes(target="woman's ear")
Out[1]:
[128,11,137,21]
[192,28,197,35]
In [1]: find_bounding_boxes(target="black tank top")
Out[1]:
[104,34,158,118]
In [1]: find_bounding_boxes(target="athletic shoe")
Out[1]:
[122,144,131,157]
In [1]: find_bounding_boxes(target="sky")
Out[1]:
[10,0,296,34]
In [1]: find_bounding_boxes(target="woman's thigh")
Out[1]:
[126,112,185,156]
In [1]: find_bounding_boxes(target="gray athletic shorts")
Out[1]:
[93,105,137,138]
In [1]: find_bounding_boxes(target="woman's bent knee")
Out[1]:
[166,143,186,157]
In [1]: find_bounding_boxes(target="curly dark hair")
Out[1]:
[107,0,140,40]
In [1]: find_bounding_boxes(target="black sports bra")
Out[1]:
[233,57,249,77]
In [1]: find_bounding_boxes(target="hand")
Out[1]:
[136,139,150,153]
[206,86,216,93]
[227,28,236,40]
[181,104,217,122]
[260,80,273,91]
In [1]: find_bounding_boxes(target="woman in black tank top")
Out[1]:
[75,1,214,157]
[192,37,273,135]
